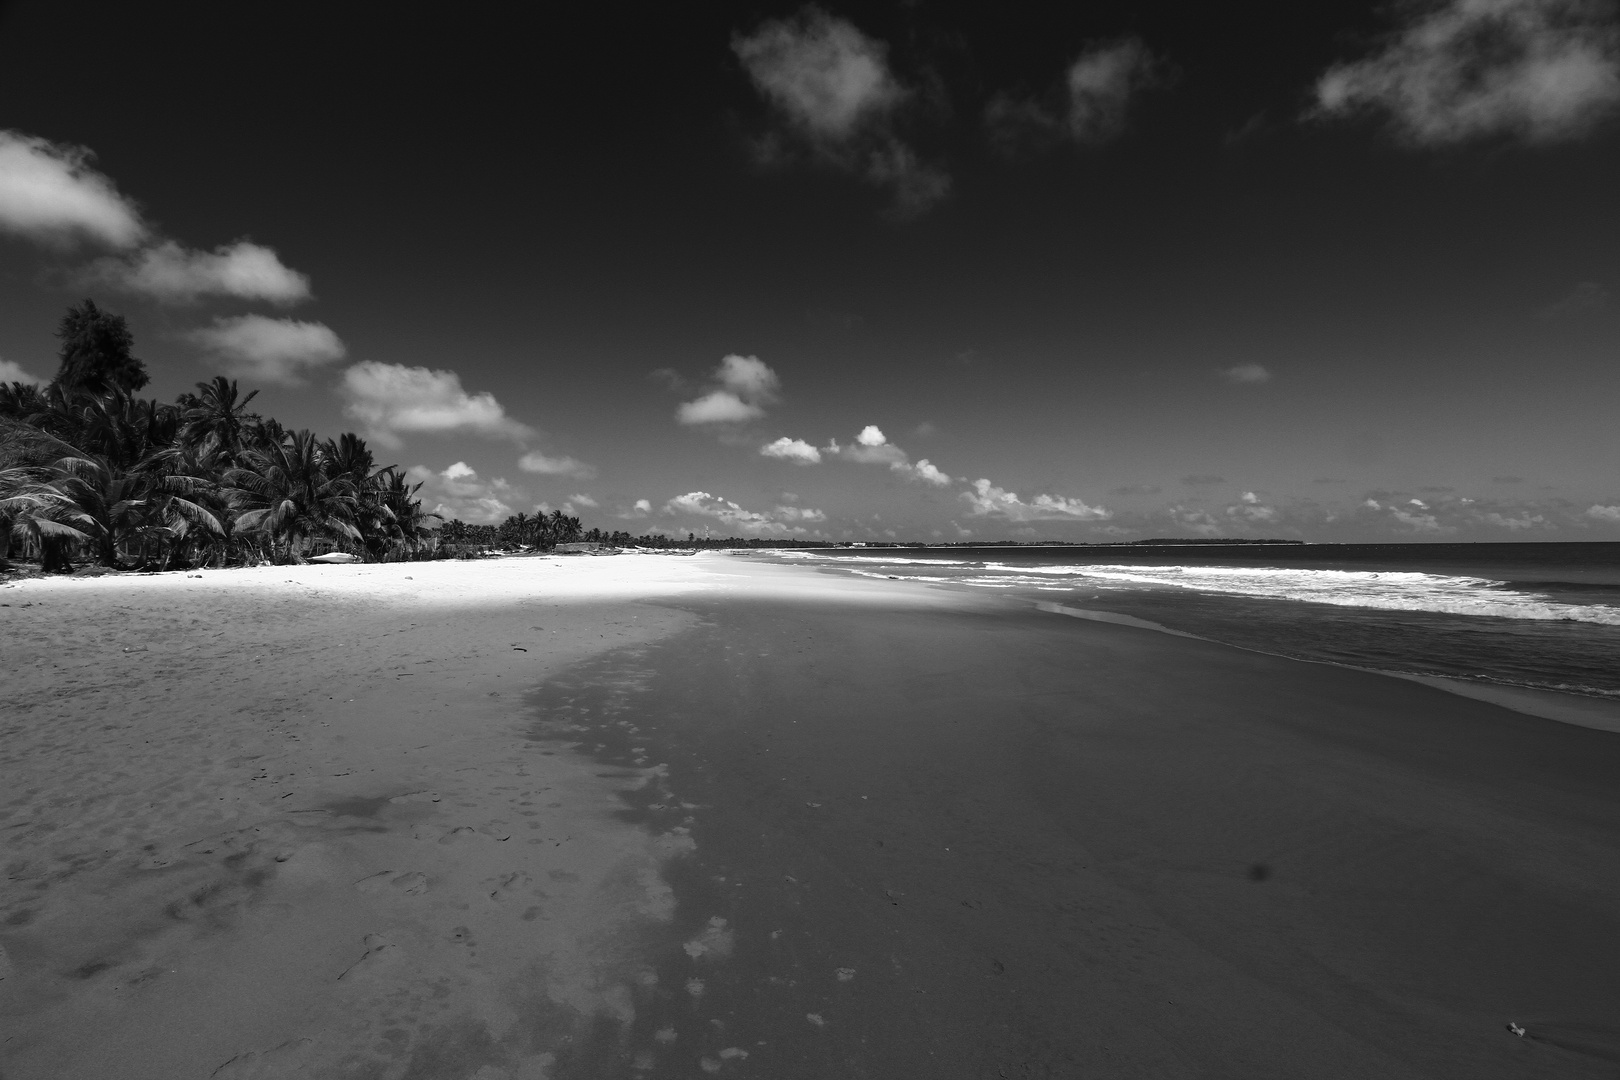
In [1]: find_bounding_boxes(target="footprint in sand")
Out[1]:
[391,872,428,895]
[211,1037,314,1078]
[489,871,531,902]
[337,935,401,981]
[352,870,428,896]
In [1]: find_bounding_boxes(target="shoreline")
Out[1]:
[1032,599,1620,734]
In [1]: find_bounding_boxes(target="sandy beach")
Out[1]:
[4,553,1620,1078]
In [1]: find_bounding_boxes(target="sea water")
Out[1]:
[771,543,1620,701]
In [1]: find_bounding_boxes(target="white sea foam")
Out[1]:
[839,559,1620,624]
[1015,564,1620,623]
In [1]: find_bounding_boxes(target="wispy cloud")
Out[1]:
[961,479,1112,522]
[1539,280,1612,318]
[676,354,782,426]
[406,461,515,525]
[93,240,311,304]
[341,362,535,450]
[986,38,1161,151]
[0,130,316,305]
[516,451,596,480]
[0,357,45,386]
[1221,362,1271,384]
[664,490,826,536]
[1589,504,1620,522]
[733,7,949,217]
[823,424,951,485]
[760,436,822,464]
[186,315,344,386]
[1313,0,1620,144]
[0,130,147,249]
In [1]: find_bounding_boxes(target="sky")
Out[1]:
[1,0,1618,543]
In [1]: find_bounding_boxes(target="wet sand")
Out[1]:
[4,555,1620,1078]
[543,568,1620,1079]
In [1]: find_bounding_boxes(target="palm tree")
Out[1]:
[228,429,360,562]
[180,376,258,463]
[0,467,92,570]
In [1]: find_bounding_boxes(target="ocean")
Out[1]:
[768,542,1620,702]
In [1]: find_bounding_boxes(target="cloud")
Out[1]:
[1066,39,1162,142]
[1221,362,1272,384]
[823,425,952,484]
[1226,491,1280,525]
[94,239,311,304]
[341,362,535,450]
[961,479,1112,522]
[733,8,949,217]
[1588,504,1620,521]
[0,130,147,249]
[986,38,1160,151]
[1181,474,1227,485]
[517,451,596,480]
[406,462,515,525]
[566,493,599,510]
[677,391,766,425]
[0,357,45,386]
[734,8,903,139]
[715,353,780,401]
[1167,505,1224,536]
[1313,0,1620,144]
[761,436,822,464]
[677,354,782,426]
[663,490,825,536]
[185,315,345,386]
[632,498,652,514]
[1539,280,1612,317]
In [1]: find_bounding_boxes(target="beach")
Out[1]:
[4,553,1620,1078]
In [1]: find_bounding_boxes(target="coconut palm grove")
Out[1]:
[0,300,616,571]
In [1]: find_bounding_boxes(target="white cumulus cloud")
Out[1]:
[1313,0,1620,144]
[0,130,147,249]
[663,490,825,536]
[1588,504,1620,521]
[185,315,345,386]
[516,451,596,479]
[824,425,952,485]
[962,479,1112,522]
[0,357,45,386]
[95,239,311,304]
[341,362,535,450]
[761,436,822,464]
[678,391,766,425]
[677,354,782,426]
[1222,363,1272,384]
[407,462,515,525]
[733,9,949,217]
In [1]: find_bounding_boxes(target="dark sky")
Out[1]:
[2,1,1618,540]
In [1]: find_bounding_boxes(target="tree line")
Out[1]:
[0,300,441,572]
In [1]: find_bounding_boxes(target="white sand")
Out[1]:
[0,555,711,1078]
